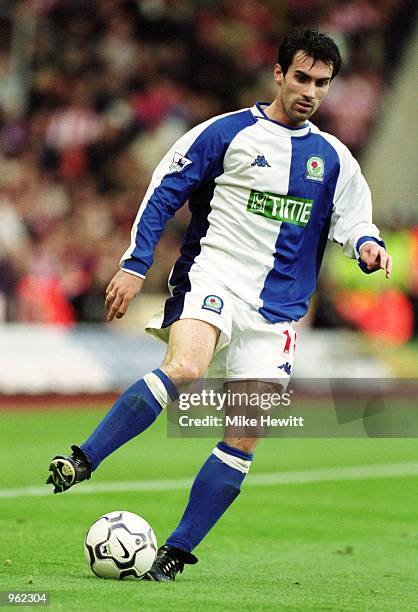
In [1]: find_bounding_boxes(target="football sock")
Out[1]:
[80,369,177,471]
[166,441,253,552]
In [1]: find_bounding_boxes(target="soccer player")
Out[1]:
[47,29,392,580]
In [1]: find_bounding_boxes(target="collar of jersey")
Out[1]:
[252,102,311,137]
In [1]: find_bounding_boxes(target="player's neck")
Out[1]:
[263,99,305,128]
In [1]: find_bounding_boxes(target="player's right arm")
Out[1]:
[104,113,233,320]
[105,270,144,321]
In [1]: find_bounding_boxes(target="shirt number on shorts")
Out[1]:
[282,329,297,354]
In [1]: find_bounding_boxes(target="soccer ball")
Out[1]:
[84,510,157,580]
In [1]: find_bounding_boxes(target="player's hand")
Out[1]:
[359,243,392,278]
[105,270,145,321]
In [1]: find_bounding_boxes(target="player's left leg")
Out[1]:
[165,434,258,548]
[146,433,260,581]
[146,302,295,580]
[145,380,266,582]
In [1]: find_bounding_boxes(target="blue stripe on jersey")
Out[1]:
[259,134,340,323]
[161,110,256,328]
[162,179,215,327]
[122,110,255,277]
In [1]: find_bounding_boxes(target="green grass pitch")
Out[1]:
[0,403,417,611]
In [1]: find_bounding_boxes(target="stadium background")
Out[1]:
[0,1,418,610]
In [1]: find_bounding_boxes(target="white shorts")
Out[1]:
[145,265,296,381]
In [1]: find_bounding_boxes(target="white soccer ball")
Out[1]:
[84,510,157,580]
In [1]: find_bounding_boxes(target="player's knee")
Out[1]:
[223,437,259,455]
[161,361,203,386]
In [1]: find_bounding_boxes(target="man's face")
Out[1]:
[275,51,333,126]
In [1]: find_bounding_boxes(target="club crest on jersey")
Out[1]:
[306,155,324,182]
[202,295,224,314]
[169,151,192,173]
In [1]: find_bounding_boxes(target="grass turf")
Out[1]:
[0,405,417,610]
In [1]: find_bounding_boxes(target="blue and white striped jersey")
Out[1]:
[120,103,384,323]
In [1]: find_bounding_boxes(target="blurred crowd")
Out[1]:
[0,0,416,336]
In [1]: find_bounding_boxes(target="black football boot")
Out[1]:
[145,545,198,581]
[46,445,91,493]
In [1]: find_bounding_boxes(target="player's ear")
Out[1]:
[274,63,284,85]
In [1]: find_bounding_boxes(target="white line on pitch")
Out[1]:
[2,461,418,499]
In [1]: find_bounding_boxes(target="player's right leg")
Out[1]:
[46,318,220,493]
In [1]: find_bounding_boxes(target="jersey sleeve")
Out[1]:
[328,145,385,273]
[119,118,229,278]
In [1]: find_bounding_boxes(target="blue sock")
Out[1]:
[80,369,177,471]
[166,442,253,552]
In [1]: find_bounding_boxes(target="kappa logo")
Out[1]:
[169,151,192,173]
[278,362,292,376]
[202,295,224,314]
[306,155,325,182]
[251,155,271,168]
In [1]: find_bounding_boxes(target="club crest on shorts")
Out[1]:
[202,295,224,314]
[306,155,325,182]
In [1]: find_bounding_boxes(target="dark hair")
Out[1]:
[278,29,342,80]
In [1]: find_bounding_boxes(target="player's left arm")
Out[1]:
[328,146,392,278]
[358,240,392,278]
